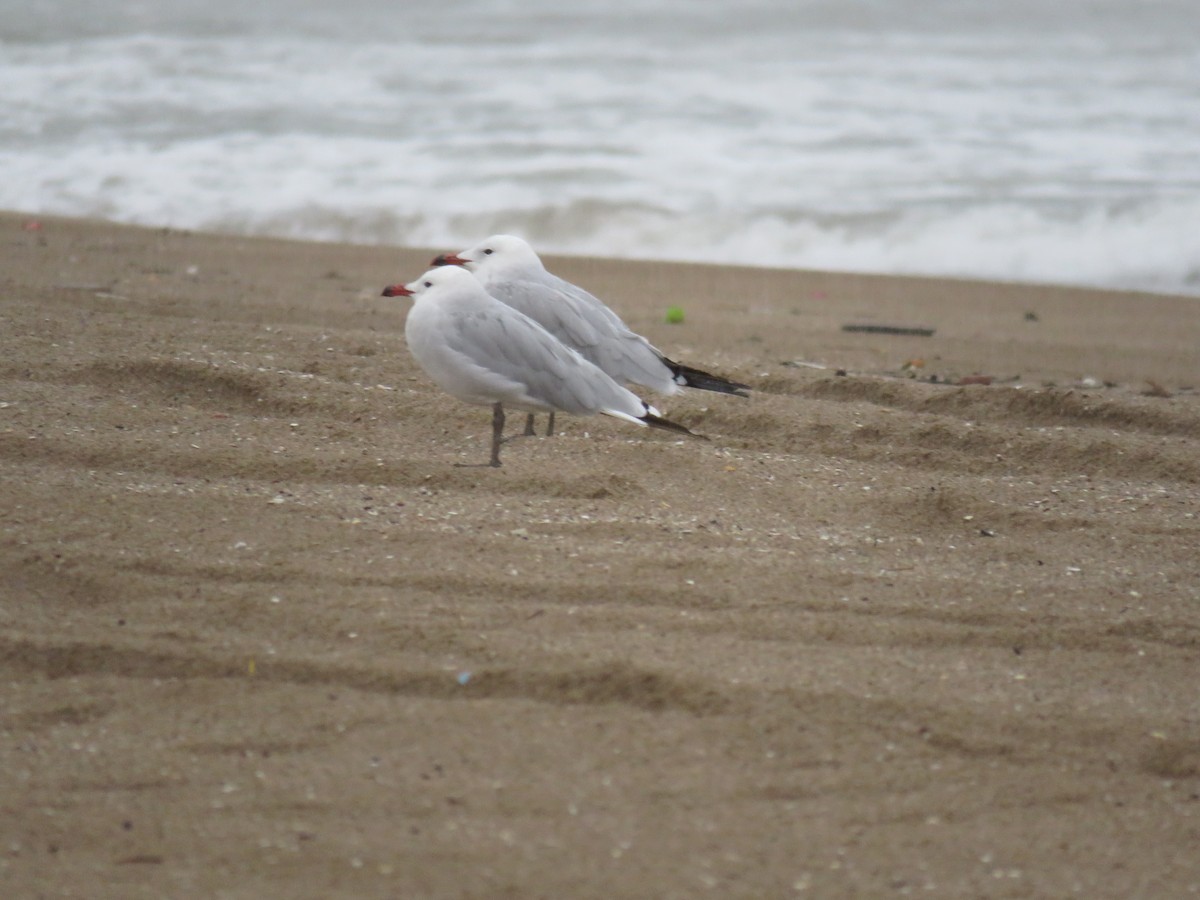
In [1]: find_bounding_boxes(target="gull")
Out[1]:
[381,265,703,468]
[433,234,749,436]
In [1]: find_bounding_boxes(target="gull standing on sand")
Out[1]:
[381,266,702,468]
[434,234,749,435]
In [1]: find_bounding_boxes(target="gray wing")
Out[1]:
[488,275,679,394]
[444,306,645,418]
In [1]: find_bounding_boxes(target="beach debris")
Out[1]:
[842,323,936,337]
[665,305,685,324]
[1024,311,1039,322]
[456,671,472,686]
[957,374,994,386]
[1068,376,1119,390]
[901,358,925,377]
[55,282,112,292]
[1143,379,1172,398]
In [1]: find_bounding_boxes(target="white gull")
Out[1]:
[382,265,702,468]
[434,234,749,435]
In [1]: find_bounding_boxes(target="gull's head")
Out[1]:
[381,264,479,299]
[439,234,544,278]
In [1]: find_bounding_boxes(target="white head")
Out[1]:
[380,264,483,301]
[440,234,545,280]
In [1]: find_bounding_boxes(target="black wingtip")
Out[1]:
[666,359,751,398]
[642,411,709,440]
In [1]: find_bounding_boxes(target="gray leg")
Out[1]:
[545,411,556,436]
[489,402,505,467]
[453,402,505,468]
[523,414,537,436]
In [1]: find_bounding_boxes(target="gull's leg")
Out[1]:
[453,403,506,468]
[545,411,556,436]
[502,412,540,444]
[489,402,505,467]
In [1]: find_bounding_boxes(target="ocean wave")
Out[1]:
[3,1,1198,295]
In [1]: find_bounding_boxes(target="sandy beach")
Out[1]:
[2,210,1198,898]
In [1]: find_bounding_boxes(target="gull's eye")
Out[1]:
[424,281,433,287]
[483,248,493,255]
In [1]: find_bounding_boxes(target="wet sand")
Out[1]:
[2,211,1199,897]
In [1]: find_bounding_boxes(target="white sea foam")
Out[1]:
[2,0,1198,294]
